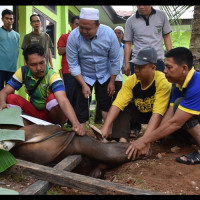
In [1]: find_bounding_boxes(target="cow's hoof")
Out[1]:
[89,167,105,179]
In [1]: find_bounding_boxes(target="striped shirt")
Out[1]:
[8,65,64,110]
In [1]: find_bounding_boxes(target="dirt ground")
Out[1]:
[0,124,200,195]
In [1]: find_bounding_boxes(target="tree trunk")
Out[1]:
[190,6,200,71]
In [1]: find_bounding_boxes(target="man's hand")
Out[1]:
[124,63,131,76]
[0,103,10,111]
[72,123,85,136]
[107,80,115,97]
[82,84,91,99]
[100,126,110,139]
[126,137,148,160]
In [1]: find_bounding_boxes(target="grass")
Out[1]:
[46,185,63,195]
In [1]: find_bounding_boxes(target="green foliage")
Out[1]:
[47,185,63,195]
[0,149,17,173]
[6,173,26,183]
[170,31,191,48]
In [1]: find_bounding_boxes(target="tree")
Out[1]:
[189,6,200,71]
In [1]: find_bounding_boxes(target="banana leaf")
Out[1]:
[0,149,17,173]
[0,107,24,127]
[0,187,19,195]
[0,129,25,142]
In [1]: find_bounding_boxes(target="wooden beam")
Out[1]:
[11,159,163,195]
[20,155,82,195]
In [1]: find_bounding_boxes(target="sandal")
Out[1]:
[176,150,200,165]
[130,129,140,138]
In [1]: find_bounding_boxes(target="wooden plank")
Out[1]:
[55,155,82,171]
[12,159,163,195]
[20,155,82,195]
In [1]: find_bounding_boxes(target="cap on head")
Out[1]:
[130,47,157,65]
[114,26,124,34]
[80,8,99,20]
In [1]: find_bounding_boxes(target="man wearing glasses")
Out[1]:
[21,14,54,68]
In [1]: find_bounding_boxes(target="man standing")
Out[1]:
[21,14,54,68]
[57,16,79,109]
[94,25,125,123]
[126,47,200,165]
[100,47,172,143]
[113,25,125,101]
[0,43,85,136]
[124,6,172,75]
[124,5,172,137]
[0,9,20,91]
[67,8,120,127]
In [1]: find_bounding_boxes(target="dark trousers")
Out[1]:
[111,102,151,142]
[75,79,112,124]
[95,81,122,123]
[0,70,14,91]
[63,73,77,109]
[174,97,200,129]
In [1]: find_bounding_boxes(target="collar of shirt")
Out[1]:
[1,26,13,32]
[176,67,195,91]
[136,7,156,18]
[120,42,124,47]
[136,7,156,26]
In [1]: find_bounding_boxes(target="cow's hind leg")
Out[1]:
[63,135,130,178]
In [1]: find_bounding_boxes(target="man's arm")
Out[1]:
[163,33,172,51]
[54,90,85,136]
[107,74,117,97]
[100,105,121,138]
[74,74,91,99]
[0,85,15,110]
[57,47,66,55]
[126,106,194,160]
[124,41,132,76]
[48,48,54,68]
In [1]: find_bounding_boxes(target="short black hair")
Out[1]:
[23,43,45,63]
[70,16,79,24]
[2,9,13,18]
[94,20,100,26]
[165,47,194,70]
[30,14,41,22]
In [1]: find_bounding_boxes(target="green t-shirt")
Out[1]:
[21,32,53,65]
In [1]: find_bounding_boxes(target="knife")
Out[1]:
[88,95,90,124]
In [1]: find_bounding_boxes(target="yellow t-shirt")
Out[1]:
[113,71,172,116]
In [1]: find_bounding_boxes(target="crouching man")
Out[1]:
[0,43,85,136]
[126,47,200,165]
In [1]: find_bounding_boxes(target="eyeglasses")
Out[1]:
[31,20,41,23]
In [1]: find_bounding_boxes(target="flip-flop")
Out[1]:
[176,150,200,165]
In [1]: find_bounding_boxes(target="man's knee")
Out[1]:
[6,94,18,104]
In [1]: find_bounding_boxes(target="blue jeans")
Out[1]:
[62,73,77,109]
[0,70,14,91]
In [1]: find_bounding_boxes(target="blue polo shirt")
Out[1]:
[170,68,200,115]
[0,27,20,72]
[67,24,120,86]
